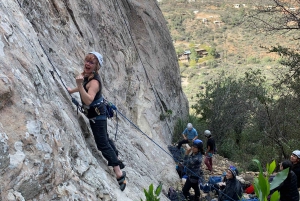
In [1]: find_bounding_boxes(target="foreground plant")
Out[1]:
[253,159,289,201]
[141,183,162,201]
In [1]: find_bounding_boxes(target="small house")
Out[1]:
[195,49,208,57]
[178,50,191,61]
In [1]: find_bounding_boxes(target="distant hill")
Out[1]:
[158,0,289,107]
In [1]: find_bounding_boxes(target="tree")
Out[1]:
[192,67,300,165]
[247,0,300,33]
[245,0,300,160]
[246,0,300,93]
[207,46,218,58]
[188,42,198,66]
[192,70,268,145]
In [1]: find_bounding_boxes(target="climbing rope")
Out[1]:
[38,40,84,114]
[106,104,237,201]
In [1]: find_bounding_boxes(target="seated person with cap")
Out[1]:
[218,166,243,201]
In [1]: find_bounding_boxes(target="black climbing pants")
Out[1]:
[108,137,118,157]
[90,119,119,167]
[182,177,200,201]
[177,139,190,149]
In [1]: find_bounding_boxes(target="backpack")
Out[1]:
[167,187,185,201]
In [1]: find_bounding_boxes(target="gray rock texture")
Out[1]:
[0,0,188,200]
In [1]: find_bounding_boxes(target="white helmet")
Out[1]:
[204,130,211,137]
[187,123,193,130]
[292,150,300,158]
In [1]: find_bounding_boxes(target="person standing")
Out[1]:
[204,130,215,174]
[177,123,198,150]
[290,150,300,188]
[67,52,126,191]
[182,139,204,201]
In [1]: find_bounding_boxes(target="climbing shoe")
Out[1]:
[117,171,126,191]
[119,160,125,169]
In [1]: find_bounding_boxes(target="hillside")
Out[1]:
[158,0,292,107]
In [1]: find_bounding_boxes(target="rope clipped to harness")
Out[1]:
[104,100,119,140]
[71,97,84,115]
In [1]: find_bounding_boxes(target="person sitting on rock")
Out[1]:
[177,123,198,150]
[290,150,300,188]
[218,166,243,201]
[270,160,299,201]
[182,139,204,201]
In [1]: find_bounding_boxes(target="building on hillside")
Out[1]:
[213,21,222,25]
[265,5,276,10]
[195,49,208,57]
[233,4,240,8]
[178,50,191,62]
[289,7,297,12]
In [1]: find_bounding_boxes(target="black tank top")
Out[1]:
[83,73,102,104]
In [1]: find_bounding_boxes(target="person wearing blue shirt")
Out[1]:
[177,123,198,149]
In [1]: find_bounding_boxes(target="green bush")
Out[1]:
[207,60,218,68]
[262,57,273,63]
[247,161,260,172]
[247,56,260,64]
[217,138,237,159]
[159,110,173,121]
[189,60,197,68]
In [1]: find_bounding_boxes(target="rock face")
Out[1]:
[0,0,188,200]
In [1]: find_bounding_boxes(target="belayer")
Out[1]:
[67,52,126,191]
[181,139,204,201]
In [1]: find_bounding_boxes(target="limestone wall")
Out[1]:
[0,0,188,200]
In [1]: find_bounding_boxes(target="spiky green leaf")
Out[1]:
[155,184,162,196]
[268,160,276,175]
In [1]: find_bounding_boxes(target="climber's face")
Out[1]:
[84,54,99,75]
[225,169,233,179]
[192,145,199,154]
